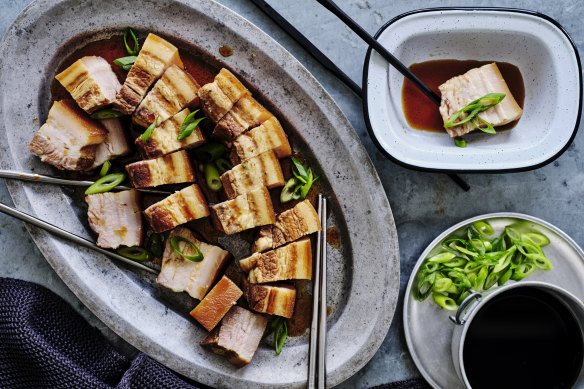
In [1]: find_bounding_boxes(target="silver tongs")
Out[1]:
[308,194,327,389]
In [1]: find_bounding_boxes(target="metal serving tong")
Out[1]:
[309,194,328,389]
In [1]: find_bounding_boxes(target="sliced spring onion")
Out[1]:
[215,158,232,175]
[433,278,453,293]
[170,236,204,262]
[99,161,112,177]
[274,318,287,355]
[423,262,440,274]
[117,246,152,262]
[203,163,222,192]
[483,270,501,290]
[140,115,159,142]
[193,142,227,162]
[415,272,436,301]
[444,93,505,129]
[473,220,495,236]
[85,173,125,195]
[124,28,139,56]
[90,109,125,120]
[473,266,489,290]
[432,294,458,311]
[428,252,456,263]
[178,110,206,140]
[289,157,318,199]
[291,157,308,183]
[146,233,163,258]
[511,263,537,281]
[113,56,137,71]
[498,267,513,286]
[522,232,550,247]
[454,138,466,148]
[443,258,467,268]
[280,177,298,203]
[448,270,472,289]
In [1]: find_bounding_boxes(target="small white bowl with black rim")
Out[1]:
[362,7,582,173]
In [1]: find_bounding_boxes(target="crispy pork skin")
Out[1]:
[85,189,143,249]
[156,227,231,300]
[200,306,268,367]
[125,150,195,188]
[197,68,250,123]
[439,63,523,138]
[55,56,121,114]
[212,95,272,141]
[29,100,106,170]
[240,237,312,283]
[243,280,296,318]
[144,184,210,233]
[220,150,285,199]
[132,65,200,128]
[135,108,205,158]
[92,118,131,168]
[253,199,321,252]
[190,276,243,331]
[113,33,183,115]
[230,116,292,165]
[210,186,276,235]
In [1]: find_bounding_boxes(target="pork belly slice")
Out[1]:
[197,68,250,123]
[253,199,321,253]
[85,189,143,249]
[135,108,205,158]
[156,227,231,299]
[55,56,121,114]
[240,237,312,283]
[144,184,210,233]
[113,33,183,115]
[438,63,523,138]
[190,276,243,331]
[212,95,272,141]
[243,280,296,318]
[221,150,284,199]
[200,306,267,367]
[132,65,200,128]
[125,150,195,188]
[92,118,131,168]
[29,100,106,170]
[230,116,292,165]
[210,186,276,235]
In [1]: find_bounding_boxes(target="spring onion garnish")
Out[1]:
[146,233,164,258]
[117,246,152,262]
[280,157,319,203]
[415,221,552,309]
[215,158,232,175]
[264,317,288,355]
[444,93,506,134]
[140,115,159,142]
[280,177,297,203]
[178,110,206,140]
[454,138,466,148]
[113,56,137,71]
[85,173,125,195]
[90,109,125,120]
[203,163,222,192]
[124,28,139,56]
[99,161,112,177]
[170,236,204,262]
[193,142,227,162]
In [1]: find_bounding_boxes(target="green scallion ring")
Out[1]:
[215,158,232,175]
[99,161,112,177]
[117,246,152,262]
[85,173,125,195]
[280,177,297,203]
[170,236,204,262]
[90,109,125,120]
[203,163,222,192]
[193,142,227,162]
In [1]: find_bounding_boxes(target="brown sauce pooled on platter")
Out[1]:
[326,227,340,249]
[219,44,234,57]
[401,59,525,133]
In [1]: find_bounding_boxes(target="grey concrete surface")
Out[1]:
[1,0,583,387]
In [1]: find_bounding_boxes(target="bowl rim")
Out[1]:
[361,7,583,174]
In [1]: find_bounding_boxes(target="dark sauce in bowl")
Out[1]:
[463,287,584,389]
[401,60,525,133]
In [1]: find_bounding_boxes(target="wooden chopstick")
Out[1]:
[309,194,327,388]
[0,202,158,274]
[0,169,172,195]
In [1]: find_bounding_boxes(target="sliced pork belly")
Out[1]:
[156,227,231,300]
[200,306,267,367]
[135,108,205,158]
[439,63,523,138]
[190,276,243,331]
[29,100,106,170]
[125,150,195,188]
[132,65,200,128]
[240,237,312,283]
[144,184,210,233]
[92,118,131,168]
[210,186,276,235]
[55,56,121,114]
[197,68,250,123]
[113,33,183,115]
[230,116,292,165]
[212,95,272,141]
[220,150,284,199]
[253,199,321,253]
[85,189,143,249]
[243,280,296,318]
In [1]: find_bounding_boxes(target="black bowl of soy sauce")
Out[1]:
[462,286,584,389]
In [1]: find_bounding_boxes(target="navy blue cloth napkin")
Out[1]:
[0,277,428,389]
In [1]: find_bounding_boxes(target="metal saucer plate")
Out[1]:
[403,212,584,389]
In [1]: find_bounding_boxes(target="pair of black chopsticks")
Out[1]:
[248,0,470,192]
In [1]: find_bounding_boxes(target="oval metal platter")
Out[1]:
[403,213,584,389]
[0,0,399,387]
